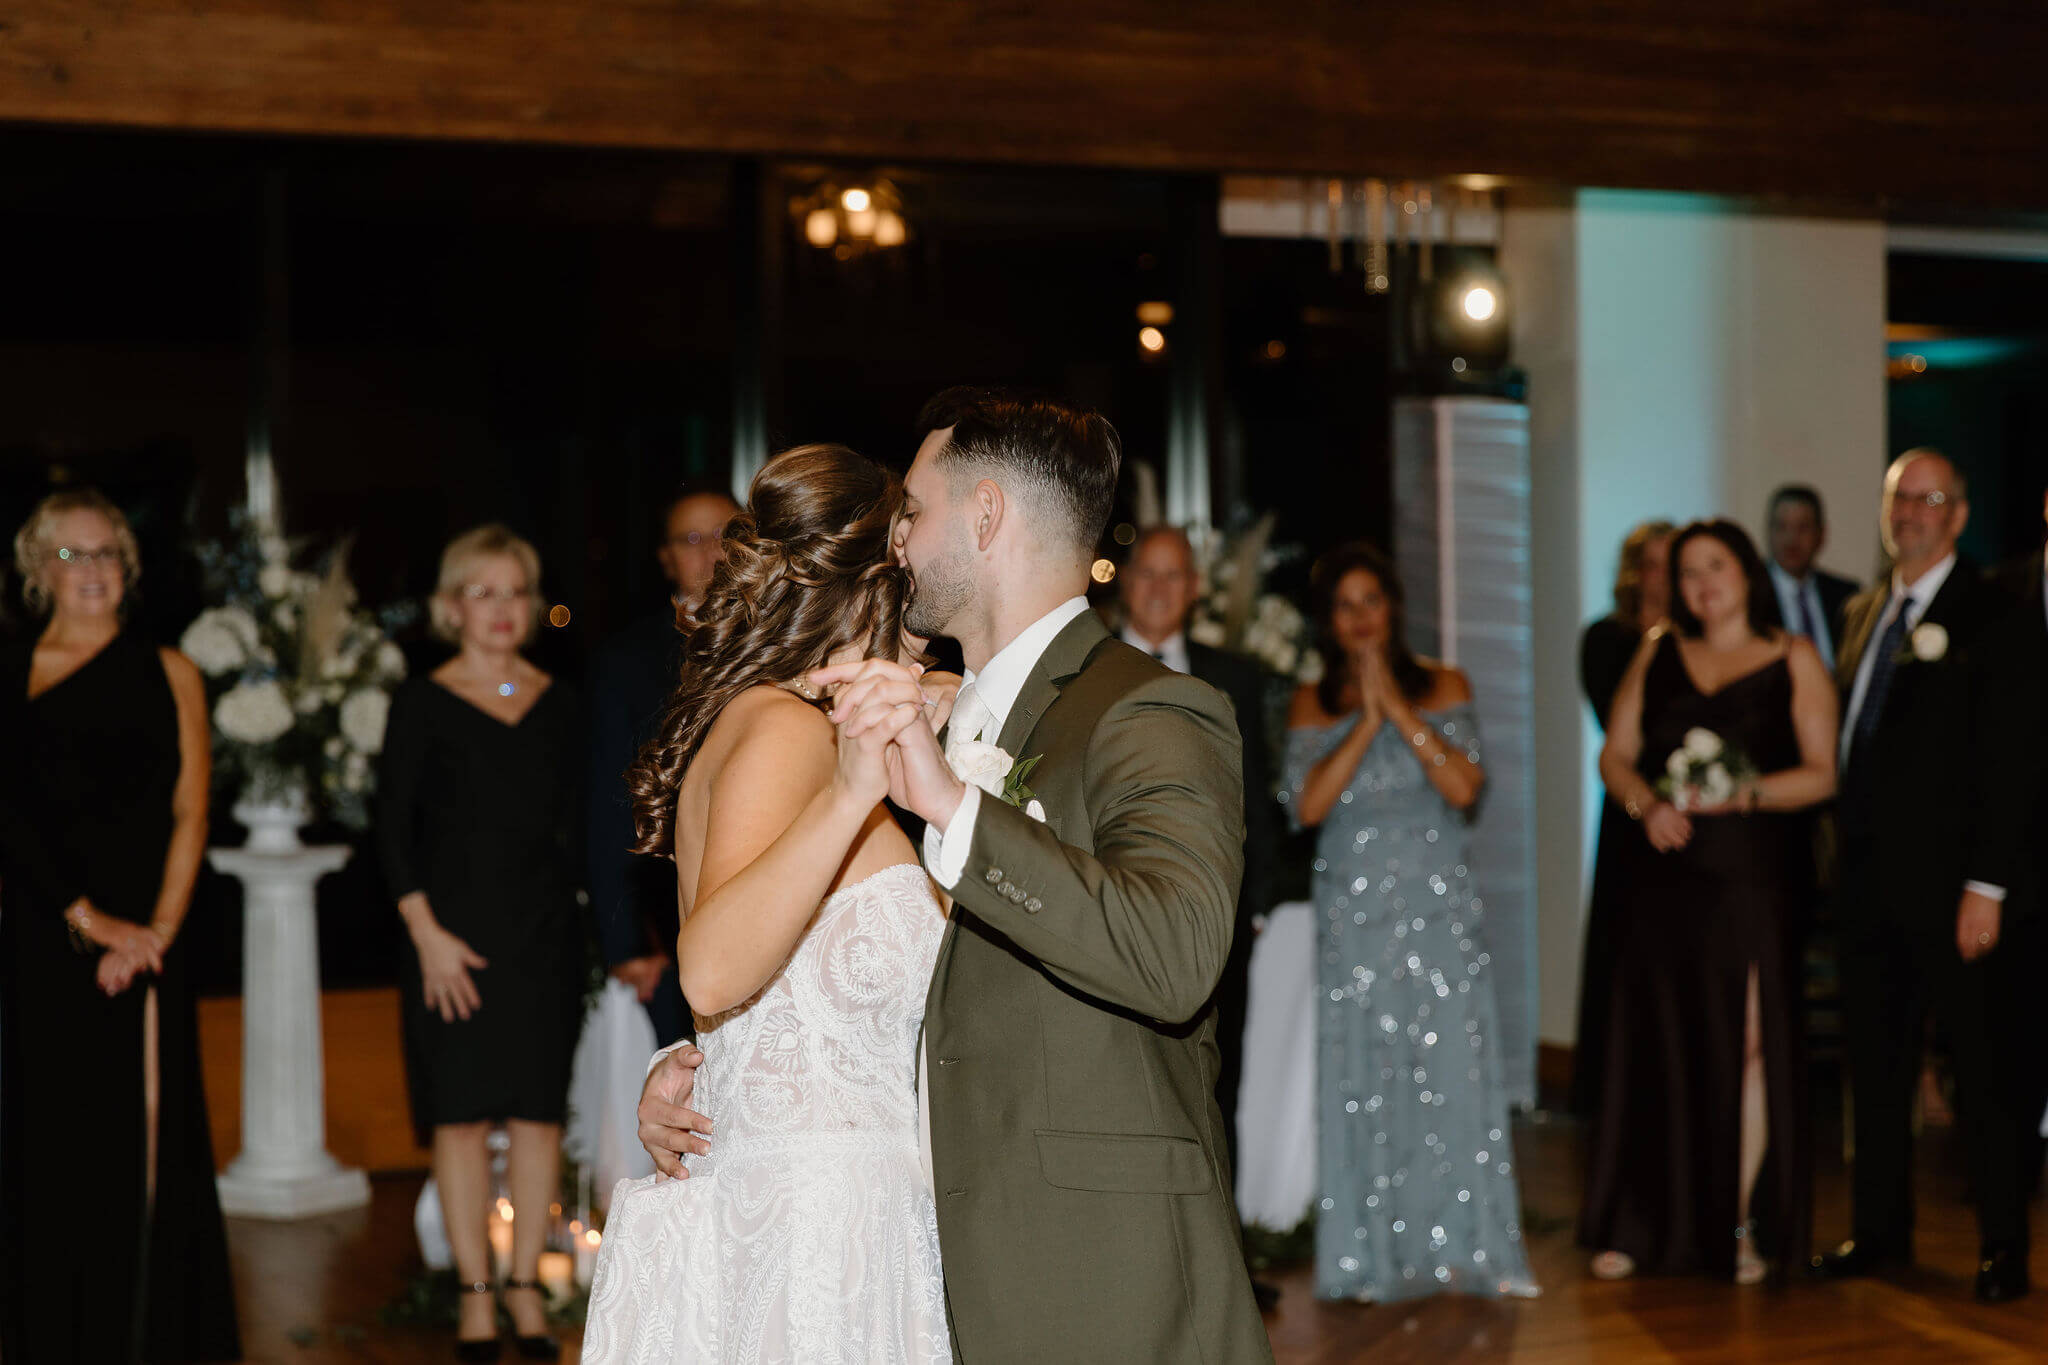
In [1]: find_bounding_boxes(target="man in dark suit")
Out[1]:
[585,485,738,1045]
[1816,450,2038,1302]
[1117,523,1280,1311]
[1761,484,1860,673]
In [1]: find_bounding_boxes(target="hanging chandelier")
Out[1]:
[791,177,908,259]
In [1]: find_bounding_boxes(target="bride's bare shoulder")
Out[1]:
[697,684,834,776]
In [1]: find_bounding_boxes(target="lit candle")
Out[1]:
[537,1251,574,1299]
[574,1226,602,1289]
[489,1198,516,1279]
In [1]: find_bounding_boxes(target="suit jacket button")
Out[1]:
[997,881,1016,898]
[1025,897,1042,913]
[985,868,1004,885]
[1008,886,1027,904]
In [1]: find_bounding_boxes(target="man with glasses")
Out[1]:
[1816,449,2038,1301]
[585,486,739,1043]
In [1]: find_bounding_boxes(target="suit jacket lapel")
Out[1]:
[994,610,1109,758]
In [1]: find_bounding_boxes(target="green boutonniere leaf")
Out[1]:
[1001,753,1043,809]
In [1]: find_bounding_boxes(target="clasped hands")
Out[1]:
[808,658,969,831]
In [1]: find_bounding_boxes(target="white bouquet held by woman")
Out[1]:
[1656,727,1756,812]
[184,512,410,829]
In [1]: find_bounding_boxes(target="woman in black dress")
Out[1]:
[378,525,583,1361]
[1571,518,1673,1118]
[1579,520,1837,1284]
[0,488,240,1362]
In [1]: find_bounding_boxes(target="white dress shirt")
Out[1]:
[1837,552,2003,903]
[921,595,1094,889]
[1768,561,1836,672]
[1119,625,1190,676]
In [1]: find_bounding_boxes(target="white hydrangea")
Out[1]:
[340,687,392,754]
[258,563,293,599]
[272,601,298,631]
[294,687,325,714]
[215,680,295,744]
[324,736,346,759]
[321,635,365,680]
[376,641,407,680]
[179,606,258,676]
[1188,618,1228,648]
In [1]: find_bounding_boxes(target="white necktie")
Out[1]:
[946,682,991,759]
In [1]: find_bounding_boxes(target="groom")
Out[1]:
[640,388,1272,1362]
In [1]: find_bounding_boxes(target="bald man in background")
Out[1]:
[586,487,739,1044]
[1119,525,1281,1309]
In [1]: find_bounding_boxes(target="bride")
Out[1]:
[582,444,954,1363]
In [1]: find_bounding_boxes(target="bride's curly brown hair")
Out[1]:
[627,443,915,857]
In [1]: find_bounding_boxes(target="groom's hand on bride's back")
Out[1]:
[638,1044,713,1180]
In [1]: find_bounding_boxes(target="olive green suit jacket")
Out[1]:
[924,609,1273,1364]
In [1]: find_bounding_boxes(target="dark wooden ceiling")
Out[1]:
[4,1,2046,209]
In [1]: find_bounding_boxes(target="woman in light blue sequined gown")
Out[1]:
[1282,542,1538,1303]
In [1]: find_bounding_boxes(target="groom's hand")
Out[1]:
[812,661,968,827]
[638,1045,713,1181]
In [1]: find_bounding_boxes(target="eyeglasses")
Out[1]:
[461,585,534,602]
[51,546,122,569]
[1894,489,1950,510]
[668,530,718,547]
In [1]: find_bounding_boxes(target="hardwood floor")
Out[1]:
[226,1114,2046,1363]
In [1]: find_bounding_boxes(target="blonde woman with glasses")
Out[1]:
[377,524,583,1362]
[0,488,240,1361]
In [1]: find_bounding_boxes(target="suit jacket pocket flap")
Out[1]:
[1035,1129,1211,1195]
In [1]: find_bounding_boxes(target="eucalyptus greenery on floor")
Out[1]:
[1242,1211,1317,1272]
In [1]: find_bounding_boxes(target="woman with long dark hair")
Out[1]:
[582,444,953,1363]
[1579,519,1836,1284]
[1281,541,1536,1303]
[0,488,239,1361]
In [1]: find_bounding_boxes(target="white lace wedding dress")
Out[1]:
[581,862,952,1364]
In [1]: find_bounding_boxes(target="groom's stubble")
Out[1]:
[904,520,977,640]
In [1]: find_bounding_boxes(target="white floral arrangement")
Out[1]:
[1184,518,1320,685]
[1655,727,1757,812]
[185,511,411,829]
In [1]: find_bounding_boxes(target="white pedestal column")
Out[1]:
[208,843,370,1219]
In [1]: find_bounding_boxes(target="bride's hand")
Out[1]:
[918,671,962,735]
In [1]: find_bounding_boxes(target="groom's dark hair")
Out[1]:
[916,386,1121,550]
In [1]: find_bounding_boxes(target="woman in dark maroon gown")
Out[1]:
[1578,519,1837,1285]
[0,489,240,1361]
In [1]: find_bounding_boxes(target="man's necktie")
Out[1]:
[1794,584,1817,643]
[945,682,990,761]
[1848,594,1911,770]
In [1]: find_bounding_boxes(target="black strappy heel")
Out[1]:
[500,1279,561,1362]
[455,1280,502,1363]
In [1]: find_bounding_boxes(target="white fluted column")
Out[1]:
[208,843,369,1219]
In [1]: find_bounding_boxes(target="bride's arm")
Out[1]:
[1743,636,1839,812]
[674,694,907,1016]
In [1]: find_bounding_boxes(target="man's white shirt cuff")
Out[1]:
[929,784,983,891]
[647,1040,685,1078]
[1964,880,2008,904]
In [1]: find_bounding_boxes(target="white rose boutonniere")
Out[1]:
[1910,622,1949,663]
[946,741,1047,823]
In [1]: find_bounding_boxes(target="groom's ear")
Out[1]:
[973,479,1005,553]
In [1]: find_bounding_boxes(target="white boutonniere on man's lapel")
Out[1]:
[948,740,1047,823]
[1894,621,1949,665]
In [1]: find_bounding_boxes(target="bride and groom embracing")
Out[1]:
[580,388,1274,1363]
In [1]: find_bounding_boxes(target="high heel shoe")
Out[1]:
[500,1280,561,1362]
[1735,1223,1768,1286]
[455,1280,502,1363]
